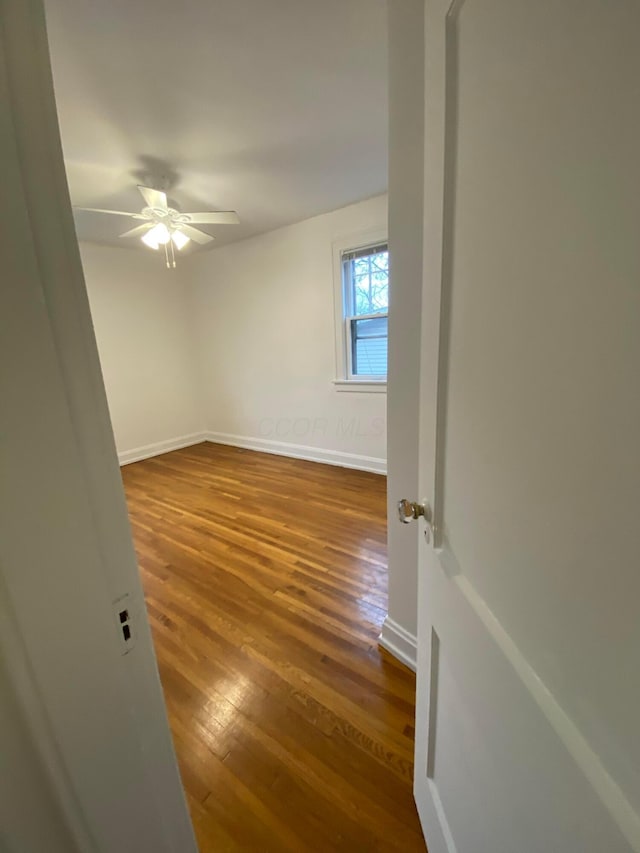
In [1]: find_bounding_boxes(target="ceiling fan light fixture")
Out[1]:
[76,185,237,266]
[141,230,160,250]
[171,229,190,250]
[149,222,171,245]
[141,222,171,249]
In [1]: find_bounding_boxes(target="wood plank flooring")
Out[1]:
[122,442,426,852]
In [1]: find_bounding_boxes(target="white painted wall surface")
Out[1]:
[80,244,204,462]
[380,0,425,666]
[187,195,388,471]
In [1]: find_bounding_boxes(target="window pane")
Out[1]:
[352,316,388,376]
[350,250,389,316]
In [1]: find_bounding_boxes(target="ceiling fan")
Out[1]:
[74,186,240,267]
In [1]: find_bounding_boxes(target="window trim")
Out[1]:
[332,227,389,392]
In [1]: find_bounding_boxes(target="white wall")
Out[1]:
[186,195,388,472]
[380,0,425,666]
[80,244,204,462]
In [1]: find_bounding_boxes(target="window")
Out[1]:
[340,242,389,381]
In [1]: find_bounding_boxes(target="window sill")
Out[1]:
[333,380,387,394]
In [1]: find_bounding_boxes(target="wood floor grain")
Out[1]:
[122,442,426,852]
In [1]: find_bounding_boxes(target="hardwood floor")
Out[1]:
[122,442,426,852]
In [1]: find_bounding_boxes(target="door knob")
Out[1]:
[397,498,434,543]
[397,499,432,524]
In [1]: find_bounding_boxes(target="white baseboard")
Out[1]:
[379,616,417,671]
[205,431,387,475]
[117,430,387,473]
[118,432,207,466]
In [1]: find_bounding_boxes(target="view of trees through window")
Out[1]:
[351,250,389,316]
[342,244,389,377]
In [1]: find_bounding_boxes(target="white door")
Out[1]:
[411,1,640,851]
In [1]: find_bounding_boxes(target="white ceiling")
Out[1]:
[44,0,388,252]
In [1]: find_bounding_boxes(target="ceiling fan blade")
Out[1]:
[138,185,168,211]
[181,211,240,225]
[74,207,138,217]
[178,224,214,245]
[119,223,153,239]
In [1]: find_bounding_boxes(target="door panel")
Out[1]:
[418,568,631,853]
[413,0,640,850]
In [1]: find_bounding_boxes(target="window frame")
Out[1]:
[332,228,389,393]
